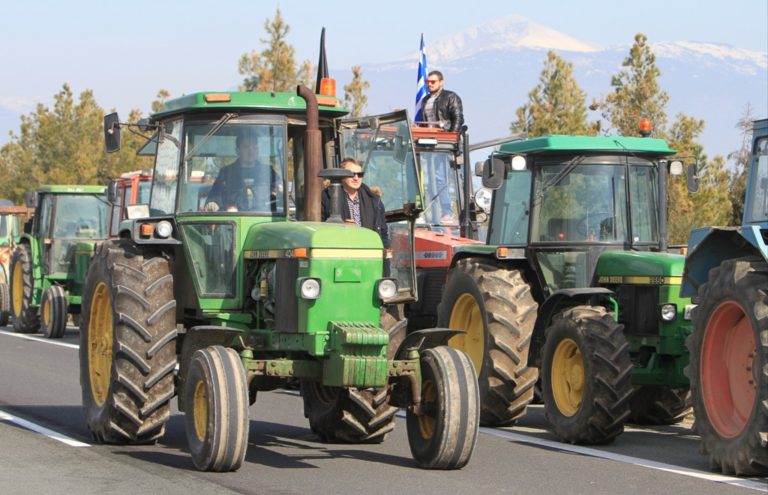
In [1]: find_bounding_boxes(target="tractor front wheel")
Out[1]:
[79,241,177,444]
[406,346,479,469]
[437,258,538,426]
[10,244,39,333]
[41,285,68,339]
[541,305,633,444]
[300,382,397,443]
[184,346,249,472]
[688,258,768,476]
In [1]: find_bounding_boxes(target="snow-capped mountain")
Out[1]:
[355,16,767,163]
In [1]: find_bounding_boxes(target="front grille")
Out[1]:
[616,285,658,336]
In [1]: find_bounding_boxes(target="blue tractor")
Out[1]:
[681,118,768,476]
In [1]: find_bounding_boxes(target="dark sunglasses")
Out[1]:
[350,172,364,178]
[426,79,440,84]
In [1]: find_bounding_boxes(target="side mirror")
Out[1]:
[107,180,119,204]
[104,112,121,153]
[24,191,37,209]
[481,158,506,190]
[686,162,700,193]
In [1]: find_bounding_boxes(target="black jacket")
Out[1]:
[321,183,389,248]
[421,89,464,132]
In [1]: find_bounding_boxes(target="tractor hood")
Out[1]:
[596,250,685,279]
[243,221,383,251]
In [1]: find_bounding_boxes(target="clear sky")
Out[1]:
[1,0,766,137]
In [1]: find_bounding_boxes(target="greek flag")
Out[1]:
[414,34,428,124]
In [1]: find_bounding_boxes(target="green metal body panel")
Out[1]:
[498,134,676,156]
[594,250,692,387]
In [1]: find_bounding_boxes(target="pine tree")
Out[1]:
[600,33,669,137]
[510,51,592,136]
[727,105,755,225]
[343,66,370,117]
[238,8,297,92]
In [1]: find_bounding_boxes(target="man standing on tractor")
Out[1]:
[421,70,464,132]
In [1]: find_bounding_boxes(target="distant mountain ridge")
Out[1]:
[357,15,767,162]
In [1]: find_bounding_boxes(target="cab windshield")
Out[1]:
[178,121,286,214]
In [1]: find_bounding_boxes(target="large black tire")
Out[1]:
[627,386,691,425]
[541,305,633,444]
[0,282,10,326]
[300,382,397,443]
[41,285,68,339]
[10,244,39,333]
[407,346,479,469]
[184,346,249,472]
[437,258,538,426]
[79,241,177,444]
[687,258,768,476]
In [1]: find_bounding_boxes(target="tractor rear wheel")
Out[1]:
[79,241,177,444]
[10,244,39,333]
[688,258,768,476]
[0,282,10,326]
[41,285,68,339]
[437,258,538,426]
[406,346,479,469]
[541,305,633,444]
[184,346,249,472]
[628,386,691,425]
[300,382,397,443]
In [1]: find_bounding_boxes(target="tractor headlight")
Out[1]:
[660,303,677,321]
[684,304,696,320]
[298,278,321,299]
[377,278,397,300]
[155,220,173,238]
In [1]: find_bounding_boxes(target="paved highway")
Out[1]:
[0,327,765,494]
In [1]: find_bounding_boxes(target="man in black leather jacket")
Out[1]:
[420,70,464,132]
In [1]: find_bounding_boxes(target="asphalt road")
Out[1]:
[0,327,765,495]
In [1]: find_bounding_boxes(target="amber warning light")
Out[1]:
[639,118,652,137]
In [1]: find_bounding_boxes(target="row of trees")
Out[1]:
[0,10,755,246]
[511,34,755,244]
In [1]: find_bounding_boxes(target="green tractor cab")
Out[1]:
[80,86,480,472]
[440,133,696,442]
[9,185,108,338]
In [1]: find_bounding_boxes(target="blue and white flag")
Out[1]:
[414,34,428,124]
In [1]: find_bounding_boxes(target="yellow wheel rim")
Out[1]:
[550,338,584,416]
[193,381,208,442]
[88,282,113,406]
[12,261,23,316]
[42,296,51,327]
[417,379,437,439]
[448,293,485,372]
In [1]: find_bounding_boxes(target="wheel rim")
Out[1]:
[88,282,113,406]
[193,380,208,441]
[448,293,485,372]
[417,379,437,439]
[42,295,51,327]
[12,260,23,316]
[550,338,584,416]
[701,300,757,438]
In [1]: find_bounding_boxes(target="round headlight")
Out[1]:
[377,278,397,300]
[155,220,173,238]
[660,304,677,321]
[300,278,321,299]
[250,285,260,301]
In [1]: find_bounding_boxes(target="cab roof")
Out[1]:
[498,134,676,156]
[152,91,350,120]
[38,185,106,194]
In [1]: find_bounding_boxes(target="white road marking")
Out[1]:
[0,329,79,349]
[481,426,767,492]
[0,409,90,447]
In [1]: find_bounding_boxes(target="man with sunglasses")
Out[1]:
[321,158,389,249]
[421,70,464,132]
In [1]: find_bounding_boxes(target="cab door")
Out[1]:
[338,110,422,302]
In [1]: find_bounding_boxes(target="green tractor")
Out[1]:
[82,85,480,472]
[440,133,696,444]
[9,185,108,338]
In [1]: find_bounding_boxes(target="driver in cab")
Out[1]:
[204,132,279,212]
